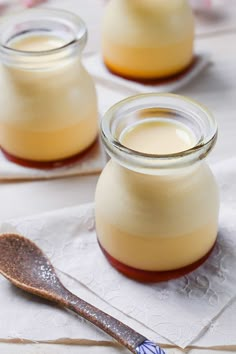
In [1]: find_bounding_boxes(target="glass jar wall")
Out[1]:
[0,9,98,168]
[102,0,195,80]
[95,94,219,282]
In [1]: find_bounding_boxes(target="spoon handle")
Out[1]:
[63,290,165,354]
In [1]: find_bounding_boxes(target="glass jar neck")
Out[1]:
[0,9,87,70]
[101,93,217,176]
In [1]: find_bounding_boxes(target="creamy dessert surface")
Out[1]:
[0,34,98,161]
[96,118,219,271]
[10,34,65,51]
[120,119,195,154]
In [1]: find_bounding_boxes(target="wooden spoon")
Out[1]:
[0,233,165,354]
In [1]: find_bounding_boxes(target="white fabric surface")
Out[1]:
[84,53,211,94]
[189,158,236,347]
[0,343,204,354]
[0,140,106,181]
[0,343,133,354]
[0,206,168,347]
[0,266,166,345]
[1,343,233,354]
[0,158,236,350]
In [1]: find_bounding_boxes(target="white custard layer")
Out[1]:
[120,118,195,154]
[0,35,98,161]
[96,119,219,271]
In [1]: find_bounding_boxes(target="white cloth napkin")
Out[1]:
[0,158,236,349]
[0,139,106,181]
[0,263,167,346]
[0,206,168,348]
[84,53,211,94]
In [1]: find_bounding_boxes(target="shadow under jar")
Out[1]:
[0,9,98,168]
[95,94,219,282]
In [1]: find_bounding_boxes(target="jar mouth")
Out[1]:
[0,8,87,68]
[101,93,218,173]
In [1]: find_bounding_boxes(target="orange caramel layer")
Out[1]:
[102,38,193,80]
[98,239,216,283]
[1,137,99,170]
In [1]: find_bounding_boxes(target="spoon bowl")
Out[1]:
[0,233,165,354]
[0,233,64,301]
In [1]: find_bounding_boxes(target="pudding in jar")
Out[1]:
[95,94,219,282]
[0,9,98,167]
[102,0,195,80]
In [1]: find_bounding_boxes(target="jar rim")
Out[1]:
[0,8,87,67]
[101,93,218,172]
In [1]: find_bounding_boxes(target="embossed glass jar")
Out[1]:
[0,9,98,167]
[102,0,195,80]
[95,94,219,282]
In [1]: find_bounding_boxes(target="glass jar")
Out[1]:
[95,94,219,282]
[102,0,195,80]
[0,9,98,168]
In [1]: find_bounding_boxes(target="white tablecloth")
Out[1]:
[0,1,236,353]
